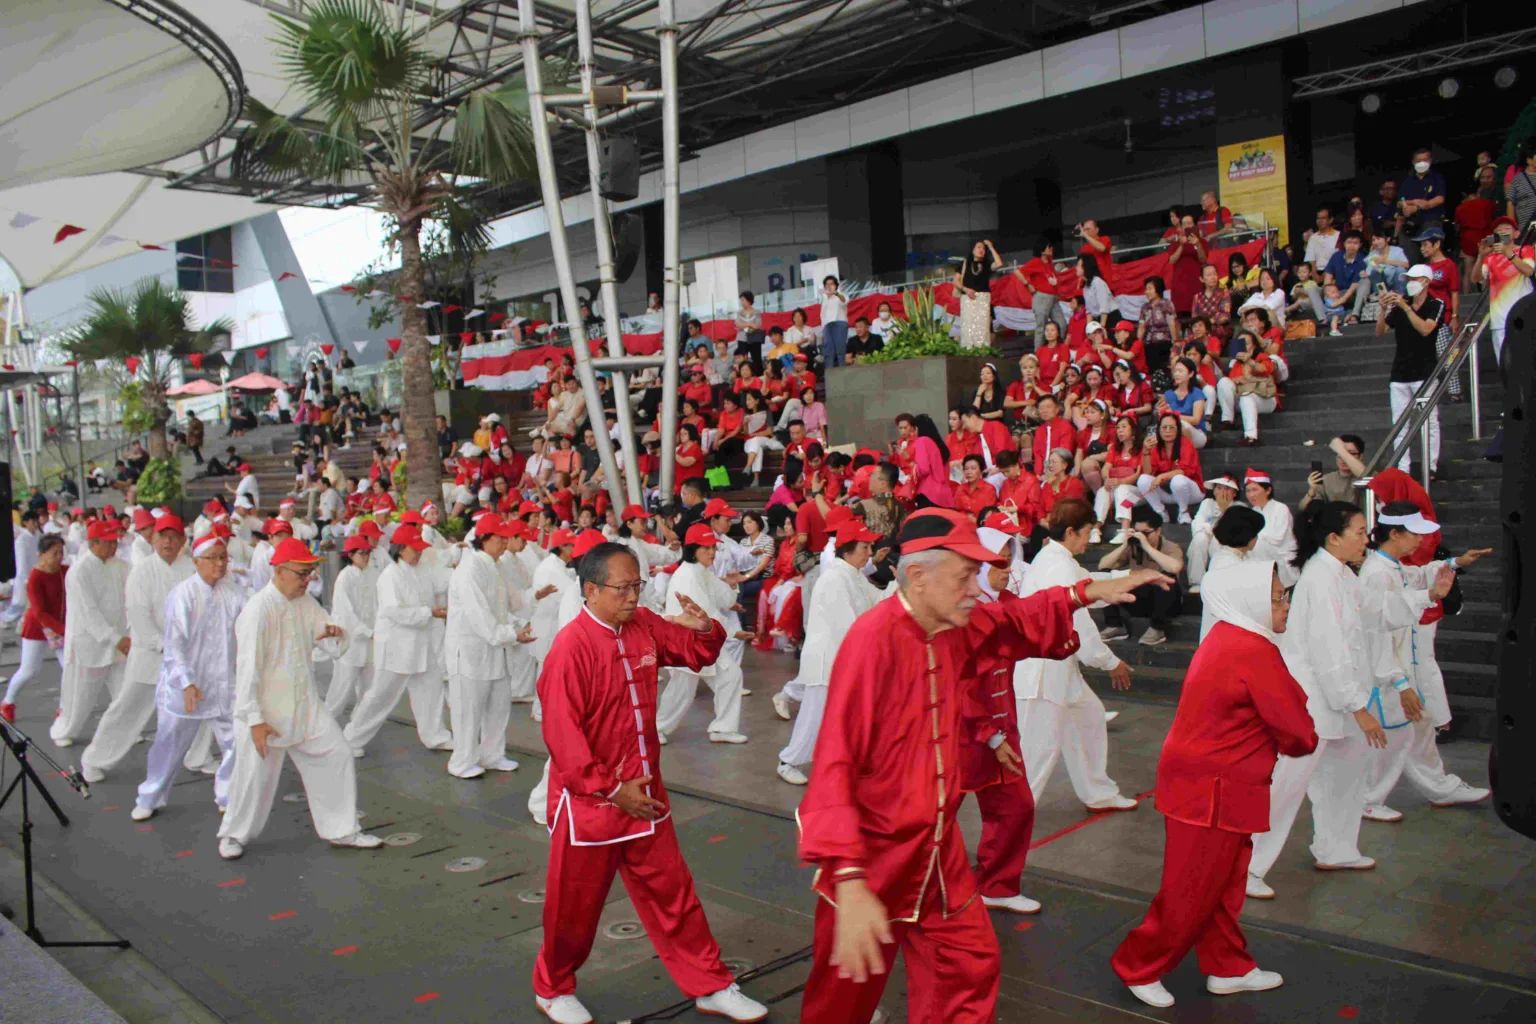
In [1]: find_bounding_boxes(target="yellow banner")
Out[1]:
[1219,135,1289,246]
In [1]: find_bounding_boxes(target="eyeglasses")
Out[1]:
[280,565,318,580]
[595,581,645,595]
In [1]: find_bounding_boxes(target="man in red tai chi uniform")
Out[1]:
[532,541,768,1024]
[797,508,1169,1024]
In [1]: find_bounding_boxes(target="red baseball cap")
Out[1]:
[343,534,373,554]
[238,463,252,473]
[153,513,186,534]
[702,498,738,519]
[1114,319,1137,333]
[684,523,718,547]
[203,498,223,517]
[391,525,431,552]
[571,528,607,559]
[132,508,155,531]
[897,508,1008,566]
[620,503,647,522]
[833,523,882,547]
[271,537,320,566]
[1492,215,1519,232]
[398,510,425,526]
[266,517,294,536]
[982,511,1023,535]
[355,519,384,539]
[86,519,121,541]
[548,528,577,549]
[496,517,530,540]
[824,505,856,531]
[517,500,542,516]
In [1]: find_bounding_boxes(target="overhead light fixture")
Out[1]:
[1361,93,1382,114]
[1438,77,1460,99]
[1495,66,1519,89]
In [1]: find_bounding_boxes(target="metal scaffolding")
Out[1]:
[1292,28,1536,99]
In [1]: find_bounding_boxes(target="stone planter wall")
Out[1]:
[824,355,991,449]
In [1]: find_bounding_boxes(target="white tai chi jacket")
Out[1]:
[663,561,737,678]
[795,557,889,689]
[373,559,436,676]
[621,534,679,611]
[158,572,248,720]
[233,584,347,747]
[1281,549,1433,741]
[329,564,377,670]
[123,553,193,686]
[1252,499,1299,586]
[529,552,577,664]
[1014,539,1120,705]
[445,548,520,680]
[62,550,130,670]
[1358,550,1452,728]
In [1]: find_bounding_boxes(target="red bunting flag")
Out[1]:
[255,347,269,359]
[442,304,462,314]
[386,338,402,354]
[54,224,85,244]
[340,285,357,293]
[208,257,237,269]
[320,343,334,355]
[125,356,141,375]
[459,331,474,343]
[277,271,297,282]
[488,311,508,324]
[396,295,413,303]
[188,353,204,369]
[139,243,165,251]
[64,360,78,367]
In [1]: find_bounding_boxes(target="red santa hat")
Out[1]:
[191,531,226,557]
[1243,467,1271,486]
[279,497,296,511]
[896,508,1008,566]
[418,501,438,517]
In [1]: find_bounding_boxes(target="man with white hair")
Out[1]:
[51,519,131,747]
[797,508,1164,1023]
[131,527,248,820]
[81,514,193,781]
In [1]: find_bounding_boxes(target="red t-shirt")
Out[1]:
[1198,206,1232,239]
[1020,257,1062,297]
[952,479,998,516]
[1076,423,1115,453]
[795,501,829,553]
[1111,380,1154,415]
[550,488,576,524]
[682,379,713,409]
[716,407,744,438]
[20,567,65,641]
[1038,476,1087,518]
[1035,344,1070,388]
[1032,419,1076,472]
[732,375,763,395]
[947,430,981,465]
[1103,444,1143,483]
[674,442,706,492]
[1148,440,1204,488]
[1426,256,1460,319]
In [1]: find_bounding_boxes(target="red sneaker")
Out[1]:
[1,703,14,724]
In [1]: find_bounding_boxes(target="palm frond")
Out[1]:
[270,0,429,122]
[451,82,539,185]
[436,192,492,258]
[235,97,363,183]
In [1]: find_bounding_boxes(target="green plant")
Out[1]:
[861,287,999,364]
[118,381,155,435]
[134,457,183,504]
[441,513,468,541]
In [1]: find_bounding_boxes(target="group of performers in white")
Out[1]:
[0,466,1494,1023]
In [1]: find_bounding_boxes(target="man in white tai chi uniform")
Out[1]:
[51,519,131,747]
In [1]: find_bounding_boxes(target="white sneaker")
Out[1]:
[192,761,218,775]
[694,982,768,1022]
[484,757,521,772]
[1362,804,1403,822]
[777,762,808,785]
[709,732,749,744]
[81,764,105,784]
[657,733,669,745]
[1188,583,1201,595]
[870,1010,887,1024]
[130,805,154,822]
[1177,509,1192,525]
[53,736,73,748]
[218,837,244,860]
[1207,967,1283,995]
[535,994,593,1024]
[451,766,486,779]
[741,689,752,697]
[1089,527,1102,544]
[982,893,1041,914]
[1086,795,1138,813]
[771,692,792,721]
[330,832,384,849]
[1137,626,1167,646]
[1128,981,1175,1008]
[351,749,365,759]
[1314,855,1375,872]
[1104,710,1120,724]
[1245,874,1274,899]
[1432,783,1491,807]
[1099,625,1129,641]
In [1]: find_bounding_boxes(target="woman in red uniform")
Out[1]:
[1110,559,1317,1008]
[1,534,66,722]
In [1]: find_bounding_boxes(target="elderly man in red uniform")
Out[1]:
[532,540,768,1024]
[797,509,1168,1024]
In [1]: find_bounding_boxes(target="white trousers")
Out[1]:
[1095,483,1144,523]
[51,661,124,744]
[136,713,236,812]
[217,714,361,844]
[1017,691,1121,807]
[508,650,538,703]
[1388,380,1441,472]
[744,436,784,475]
[82,680,158,774]
[1215,378,1277,439]
[1136,473,1203,520]
[343,668,453,753]
[1364,719,1466,806]
[777,684,828,767]
[1187,531,1214,586]
[184,720,221,771]
[1249,732,1370,878]
[529,758,550,825]
[325,654,373,719]
[4,638,57,705]
[655,660,744,738]
[1,581,27,626]
[447,672,511,776]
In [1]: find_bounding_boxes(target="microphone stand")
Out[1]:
[0,719,129,949]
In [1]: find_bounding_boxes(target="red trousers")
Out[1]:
[1110,817,1258,985]
[532,816,734,1000]
[970,774,1035,898]
[801,888,999,1024]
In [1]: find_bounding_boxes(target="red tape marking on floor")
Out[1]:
[332,945,358,957]
[173,850,194,859]
[1013,921,1035,932]
[1338,1008,1361,1020]
[707,834,727,844]
[135,824,154,833]
[1028,790,1155,852]
[269,910,297,921]
[414,993,440,1004]
[101,805,119,812]
[217,877,245,889]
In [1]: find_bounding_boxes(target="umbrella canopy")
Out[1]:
[167,378,221,397]
[225,372,286,392]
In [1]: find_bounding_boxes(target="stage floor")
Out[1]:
[1,646,1533,1023]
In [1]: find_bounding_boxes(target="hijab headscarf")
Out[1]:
[975,526,1012,600]
[1201,557,1278,644]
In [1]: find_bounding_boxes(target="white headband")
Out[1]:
[192,535,226,558]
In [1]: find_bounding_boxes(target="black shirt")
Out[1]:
[960,258,993,293]
[847,332,884,358]
[1387,296,1445,382]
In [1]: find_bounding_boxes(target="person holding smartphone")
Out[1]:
[1477,215,1536,368]
[1301,435,1367,509]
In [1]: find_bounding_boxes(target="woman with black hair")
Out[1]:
[957,240,1004,349]
[656,525,748,745]
[1196,502,1267,640]
[1077,253,1116,326]
[1138,412,1203,524]
[1245,500,1454,900]
[1138,276,1180,371]
[908,412,954,508]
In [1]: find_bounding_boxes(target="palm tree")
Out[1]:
[62,276,231,463]
[236,0,541,501]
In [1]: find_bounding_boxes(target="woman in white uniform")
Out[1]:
[1243,468,1297,586]
[655,524,747,745]
[324,536,376,718]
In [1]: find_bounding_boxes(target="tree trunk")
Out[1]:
[145,383,169,461]
[396,220,439,506]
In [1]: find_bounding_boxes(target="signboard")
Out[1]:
[1218,134,1289,246]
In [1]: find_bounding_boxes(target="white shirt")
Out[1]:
[1359,550,1451,727]
[871,313,898,339]
[318,488,345,522]
[235,474,260,509]
[446,549,520,680]
[62,550,130,670]
[11,528,39,591]
[158,572,248,720]
[1014,540,1119,704]
[373,559,437,675]
[1082,276,1114,316]
[530,552,577,663]
[1252,498,1299,587]
[663,561,736,678]
[820,292,847,325]
[330,564,377,668]
[795,558,888,689]
[123,552,194,686]
[1305,228,1340,273]
[233,584,346,745]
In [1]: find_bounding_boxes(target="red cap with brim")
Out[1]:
[518,500,542,516]
[356,520,384,539]
[132,508,155,531]
[572,528,607,559]
[982,512,1023,535]
[833,524,882,547]
[823,505,856,531]
[683,523,718,547]
[391,525,431,551]
[620,504,647,522]
[86,520,121,542]
[272,538,320,565]
[343,534,373,554]
[496,518,530,540]
[897,508,1008,566]
[702,498,738,519]
[549,528,576,549]
[1492,215,1519,232]
[153,513,186,534]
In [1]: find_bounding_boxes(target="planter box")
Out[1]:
[825,355,992,449]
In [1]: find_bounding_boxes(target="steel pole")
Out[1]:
[657,0,682,498]
[518,0,628,514]
[1419,413,1432,492]
[575,0,642,506]
[73,365,86,512]
[1468,323,1483,441]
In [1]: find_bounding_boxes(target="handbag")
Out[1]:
[1235,374,1276,399]
[1285,319,1317,341]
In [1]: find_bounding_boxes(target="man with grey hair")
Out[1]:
[797,508,1168,1023]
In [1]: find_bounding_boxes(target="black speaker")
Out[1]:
[612,211,642,283]
[599,136,639,202]
[0,463,12,581]
[1495,291,1536,840]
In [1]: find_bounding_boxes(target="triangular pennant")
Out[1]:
[441,304,462,314]
[54,224,85,244]
[396,294,413,303]
[340,285,357,293]
[277,271,298,282]
[464,308,485,319]
[95,234,127,249]
[8,212,38,229]
[426,335,441,346]
[354,340,370,353]
[139,242,166,251]
[417,300,441,310]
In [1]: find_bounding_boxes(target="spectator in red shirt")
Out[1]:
[712,392,747,468]
[1038,447,1087,521]
[731,361,761,396]
[1077,218,1113,267]
[1138,412,1204,523]
[1196,191,1235,240]
[793,475,833,552]
[1415,226,1461,331]
[961,406,1014,468]
[1015,236,1068,348]
[682,367,713,410]
[674,424,706,493]
[993,449,1042,534]
[1110,360,1155,421]
[952,455,998,516]
[1107,320,1149,375]
[1075,398,1116,507]
[1034,320,1071,389]
[1031,393,1076,474]
[1096,415,1145,532]
[946,406,980,476]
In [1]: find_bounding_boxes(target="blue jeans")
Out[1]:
[822,320,849,368]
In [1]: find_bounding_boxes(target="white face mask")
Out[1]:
[1407,280,1427,297]
[1414,160,1431,174]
